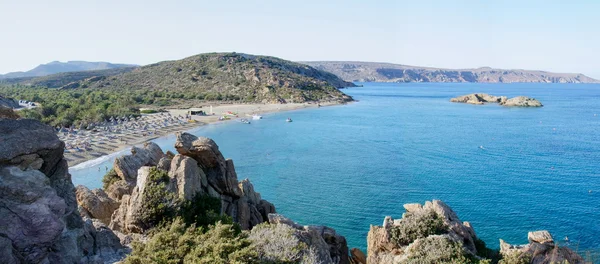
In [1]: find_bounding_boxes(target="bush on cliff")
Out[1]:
[139,167,178,229]
[101,168,120,190]
[498,251,532,264]
[180,193,233,229]
[248,223,320,264]
[390,209,448,246]
[405,235,490,264]
[124,218,257,264]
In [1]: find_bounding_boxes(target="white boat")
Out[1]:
[286,118,293,122]
[252,114,263,120]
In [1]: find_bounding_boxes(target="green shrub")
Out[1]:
[498,251,532,264]
[248,223,320,263]
[405,235,485,264]
[101,168,120,190]
[390,209,448,246]
[138,168,178,229]
[140,109,158,114]
[180,194,233,229]
[124,218,257,264]
[474,238,500,262]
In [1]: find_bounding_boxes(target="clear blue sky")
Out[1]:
[1,0,599,78]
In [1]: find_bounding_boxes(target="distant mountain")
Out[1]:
[0,61,137,79]
[302,61,599,84]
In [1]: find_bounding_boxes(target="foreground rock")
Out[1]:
[367,200,480,263]
[450,93,542,107]
[500,231,584,264]
[266,214,350,264]
[0,119,126,263]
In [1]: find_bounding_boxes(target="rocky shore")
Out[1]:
[0,114,586,263]
[450,93,543,107]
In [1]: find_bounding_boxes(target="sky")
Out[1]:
[1,0,599,78]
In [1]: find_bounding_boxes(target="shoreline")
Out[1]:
[66,101,344,168]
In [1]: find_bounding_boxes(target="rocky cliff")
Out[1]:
[303,61,599,84]
[0,118,126,263]
[450,93,543,107]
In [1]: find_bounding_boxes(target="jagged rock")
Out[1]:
[239,178,261,205]
[500,232,583,264]
[257,199,277,221]
[0,119,125,263]
[424,200,477,254]
[75,185,120,225]
[350,248,366,264]
[113,142,164,183]
[168,154,206,200]
[500,95,543,107]
[268,214,349,264]
[174,132,242,198]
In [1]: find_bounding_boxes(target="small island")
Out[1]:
[450,93,543,107]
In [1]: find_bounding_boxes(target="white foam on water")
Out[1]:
[69,148,130,171]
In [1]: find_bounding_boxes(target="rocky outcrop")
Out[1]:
[173,132,275,230]
[367,200,480,263]
[450,93,542,107]
[105,132,276,234]
[113,142,164,183]
[268,214,350,264]
[0,119,125,263]
[500,231,584,264]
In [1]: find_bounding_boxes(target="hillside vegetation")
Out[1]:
[304,61,599,83]
[0,53,354,127]
[78,53,354,103]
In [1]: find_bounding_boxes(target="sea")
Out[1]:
[71,82,600,255]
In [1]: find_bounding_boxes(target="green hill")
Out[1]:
[68,53,354,103]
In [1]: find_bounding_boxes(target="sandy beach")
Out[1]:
[63,102,340,167]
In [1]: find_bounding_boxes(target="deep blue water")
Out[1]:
[71,82,600,254]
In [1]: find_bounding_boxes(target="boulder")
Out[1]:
[403,203,422,213]
[168,154,206,200]
[528,230,554,244]
[174,132,241,198]
[105,180,133,201]
[75,185,120,225]
[113,142,164,183]
[239,178,261,205]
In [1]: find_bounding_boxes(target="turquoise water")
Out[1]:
[71,82,600,253]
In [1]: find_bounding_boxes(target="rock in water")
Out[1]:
[450,93,542,107]
[500,96,543,107]
[0,119,125,263]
